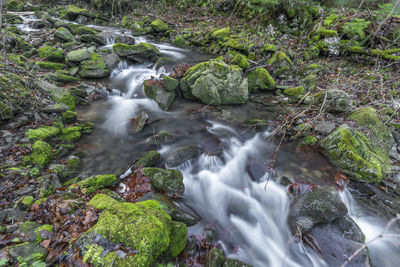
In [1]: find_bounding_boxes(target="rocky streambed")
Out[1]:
[1,2,400,267]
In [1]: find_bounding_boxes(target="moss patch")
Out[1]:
[26,126,60,140]
[77,174,117,195]
[32,140,53,168]
[246,67,275,92]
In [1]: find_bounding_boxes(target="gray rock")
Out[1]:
[314,121,336,135]
[166,145,202,168]
[114,35,136,45]
[0,209,27,223]
[75,15,88,24]
[392,130,400,145]
[288,187,347,234]
[54,27,76,43]
[315,90,352,113]
[41,103,70,113]
[205,248,225,267]
[144,81,175,111]
[131,111,148,133]
[142,168,185,195]
[389,147,400,161]
[66,48,91,62]
[31,20,51,29]
[5,115,29,129]
[151,130,176,144]
[104,52,121,69]
[8,242,47,263]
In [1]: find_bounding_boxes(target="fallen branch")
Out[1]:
[343,46,400,61]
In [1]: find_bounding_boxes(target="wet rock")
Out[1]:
[180,61,248,105]
[205,248,225,267]
[144,80,175,110]
[309,216,370,267]
[314,121,336,135]
[54,27,76,43]
[7,242,47,264]
[288,187,347,234]
[41,103,70,113]
[75,174,117,195]
[321,124,390,183]
[114,35,136,45]
[246,66,275,92]
[62,110,78,124]
[314,89,352,113]
[66,48,91,62]
[131,111,148,132]
[112,42,160,63]
[223,259,253,267]
[78,195,187,266]
[151,130,176,144]
[32,20,51,29]
[0,209,27,223]
[163,76,179,92]
[79,52,111,78]
[73,25,98,36]
[39,174,61,197]
[142,168,185,195]
[37,45,64,62]
[166,145,202,167]
[104,52,121,69]
[80,34,107,45]
[134,150,160,168]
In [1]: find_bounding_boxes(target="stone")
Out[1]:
[314,121,336,135]
[314,90,352,113]
[36,61,66,70]
[299,74,317,91]
[131,111,148,132]
[180,61,248,105]
[165,145,202,167]
[73,25,98,36]
[79,52,111,78]
[150,19,169,32]
[54,27,76,43]
[321,124,390,183]
[114,35,136,45]
[288,187,347,235]
[134,150,161,168]
[8,242,47,264]
[39,174,61,197]
[32,140,53,168]
[112,42,160,63]
[62,110,78,124]
[80,34,107,45]
[246,67,275,92]
[66,48,91,62]
[227,51,250,69]
[25,126,60,140]
[104,53,121,70]
[163,76,179,92]
[48,71,79,84]
[142,168,185,195]
[37,45,64,62]
[172,35,185,47]
[76,174,117,195]
[144,80,175,110]
[151,131,176,144]
[205,248,225,267]
[41,103,70,113]
[284,86,305,97]
[210,27,230,40]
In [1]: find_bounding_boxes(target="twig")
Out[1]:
[340,214,400,267]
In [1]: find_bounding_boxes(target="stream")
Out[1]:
[15,12,400,267]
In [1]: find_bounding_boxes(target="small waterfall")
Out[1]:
[106,36,115,46]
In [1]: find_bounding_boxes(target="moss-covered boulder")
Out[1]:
[59,126,82,142]
[347,107,395,151]
[246,67,275,92]
[112,42,160,63]
[165,145,201,168]
[76,175,117,195]
[142,168,184,195]
[299,74,317,91]
[268,51,293,76]
[77,195,187,266]
[144,80,175,110]
[62,5,90,20]
[7,242,47,265]
[134,150,161,168]
[288,187,347,234]
[62,110,78,124]
[35,61,66,70]
[79,52,110,78]
[37,45,64,62]
[172,35,185,47]
[0,100,13,120]
[48,71,79,84]
[313,90,352,113]
[150,19,169,32]
[180,61,248,105]
[163,76,179,92]
[32,140,53,168]
[210,27,230,40]
[227,51,250,69]
[320,124,390,183]
[73,25,98,36]
[26,126,60,140]
[66,48,91,62]
[7,0,24,11]
[15,196,34,211]
[54,27,76,43]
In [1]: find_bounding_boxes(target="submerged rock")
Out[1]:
[77,195,187,267]
[142,168,185,196]
[180,61,248,105]
[166,145,202,167]
[321,124,390,183]
[288,187,347,234]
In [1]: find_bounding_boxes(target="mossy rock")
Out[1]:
[77,174,117,195]
[262,44,277,53]
[283,86,304,97]
[227,51,250,69]
[144,80,176,110]
[210,27,230,40]
[172,35,185,47]
[180,61,248,105]
[35,224,53,243]
[142,168,184,195]
[59,126,82,143]
[37,45,64,62]
[66,48,91,62]
[78,196,187,266]
[299,63,322,75]
[222,37,252,54]
[62,5,90,20]
[15,196,34,211]
[246,67,275,92]
[134,150,161,168]
[320,124,390,183]
[150,19,169,32]
[55,27,76,43]
[0,100,13,120]
[73,25,98,36]
[35,61,66,70]
[48,71,79,84]
[7,242,47,265]
[62,110,78,124]
[268,51,293,67]
[32,140,53,168]
[56,93,76,110]
[112,42,160,62]
[26,126,60,140]
[299,74,317,91]
[163,76,179,92]
[7,0,24,11]
[79,52,110,78]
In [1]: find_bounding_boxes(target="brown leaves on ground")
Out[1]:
[114,168,152,203]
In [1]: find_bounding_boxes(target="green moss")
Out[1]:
[66,48,90,62]
[300,63,322,75]
[341,18,370,40]
[163,76,179,92]
[73,25,98,36]
[79,52,110,78]
[134,150,161,168]
[88,193,120,210]
[323,13,338,27]
[168,221,187,257]
[7,0,23,11]
[36,61,66,70]
[172,36,185,47]
[16,196,34,211]
[35,225,53,243]
[210,27,230,40]
[49,71,79,84]
[246,67,275,92]
[37,46,64,62]
[54,27,76,43]
[0,100,13,120]
[9,54,25,65]
[26,126,60,140]
[29,167,40,177]
[284,86,305,97]
[62,110,78,124]
[56,93,76,110]
[262,44,277,53]
[222,38,251,53]
[321,125,390,183]
[227,51,250,69]
[150,19,169,32]
[298,135,318,147]
[32,141,53,168]
[315,27,338,38]
[142,168,184,195]
[77,174,117,195]
[268,51,292,67]
[59,126,82,143]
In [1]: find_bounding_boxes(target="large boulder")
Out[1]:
[54,27,76,43]
[112,42,160,63]
[76,195,187,267]
[288,187,347,235]
[321,124,390,183]
[66,48,91,62]
[79,52,110,78]
[150,19,169,32]
[180,61,248,105]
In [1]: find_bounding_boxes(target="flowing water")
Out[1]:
[13,13,400,266]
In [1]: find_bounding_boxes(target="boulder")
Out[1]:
[134,150,160,168]
[210,27,231,40]
[66,48,91,62]
[150,19,169,32]
[180,61,248,105]
[165,145,202,168]
[144,80,175,110]
[79,52,111,78]
[314,89,352,113]
[163,76,179,92]
[321,124,390,183]
[54,27,76,43]
[288,187,347,235]
[37,45,64,62]
[76,195,187,266]
[112,42,160,63]
[246,67,275,92]
[142,168,185,196]
[32,140,53,168]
